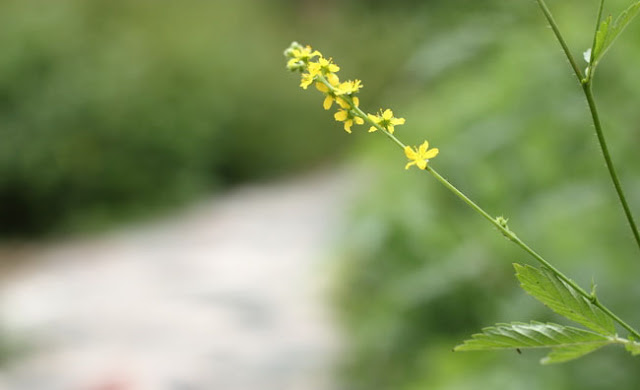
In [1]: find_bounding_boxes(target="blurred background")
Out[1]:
[1,0,640,388]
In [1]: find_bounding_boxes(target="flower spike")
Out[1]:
[284,41,438,169]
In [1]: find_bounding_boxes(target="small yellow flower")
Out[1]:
[286,45,321,69]
[367,109,405,134]
[404,141,439,170]
[334,101,365,133]
[337,96,359,109]
[308,57,340,85]
[300,72,315,89]
[336,79,363,95]
[315,80,343,110]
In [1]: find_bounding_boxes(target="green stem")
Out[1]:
[534,0,640,254]
[534,0,584,83]
[586,0,606,83]
[315,72,640,338]
[582,83,640,252]
[427,166,640,339]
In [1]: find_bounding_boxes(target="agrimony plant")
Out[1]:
[284,0,640,365]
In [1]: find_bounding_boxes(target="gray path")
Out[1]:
[0,170,352,390]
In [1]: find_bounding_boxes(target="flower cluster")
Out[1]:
[284,42,438,169]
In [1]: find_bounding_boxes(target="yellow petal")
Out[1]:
[367,113,378,121]
[355,116,364,125]
[387,125,395,134]
[417,160,428,170]
[323,95,333,110]
[418,141,429,154]
[368,126,377,133]
[336,98,350,109]
[334,110,348,121]
[316,82,329,93]
[329,64,340,73]
[405,161,416,170]
[424,148,439,159]
[344,120,353,133]
[300,74,314,89]
[308,62,320,76]
[352,97,360,107]
[404,146,417,159]
[383,109,393,120]
[391,117,406,126]
[327,73,340,86]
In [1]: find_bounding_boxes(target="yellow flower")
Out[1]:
[308,57,340,85]
[336,79,363,95]
[334,99,364,133]
[337,96,359,109]
[315,80,343,110]
[404,141,439,170]
[300,72,315,89]
[367,109,405,134]
[286,45,321,69]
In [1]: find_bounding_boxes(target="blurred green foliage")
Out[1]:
[4,0,640,386]
[334,0,640,389]
[0,0,362,236]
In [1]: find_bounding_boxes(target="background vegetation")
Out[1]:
[333,1,640,389]
[2,0,640,388]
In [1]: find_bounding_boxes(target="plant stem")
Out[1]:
[582,83,640,252]
[316,73,640,337]
[534,0,640,254]
[534,0,584,83]
[427,166,640,339]
[586,0,606,83]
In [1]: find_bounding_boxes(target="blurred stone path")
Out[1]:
[0,170,352,390]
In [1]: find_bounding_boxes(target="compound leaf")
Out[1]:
[514,264,615,335]
[455,322,611,365]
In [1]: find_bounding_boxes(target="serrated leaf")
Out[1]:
[593,1,640,64]
[542,343,607,364]
[514,264,615,335]
[455,321,612,356]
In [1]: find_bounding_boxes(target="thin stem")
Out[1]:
[586,0,606,83]
[427,166,640,339]
[582,83,640,252]
[534,0,584,83]
[314,71,640,338]
[534,0,640,253]
[351,104,406,148]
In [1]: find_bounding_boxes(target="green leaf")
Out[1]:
[593,1,640,64]
[541,343,606,364]
[455,322,612,364]
[592,15,611,63]
[514,264,615,335]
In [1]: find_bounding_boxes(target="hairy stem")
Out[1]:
[582,83,640,252]
[534,0,640,254]
[586,0,606,82]
[534,0,584,83]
